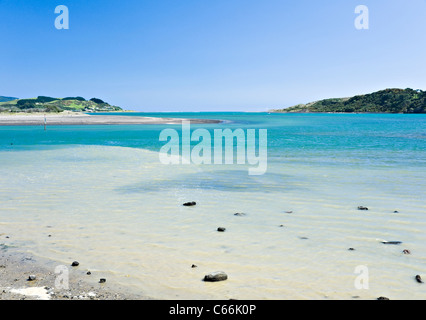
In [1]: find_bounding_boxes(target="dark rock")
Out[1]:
[86,271,91,275]
[299,237,309,240]
[279,225,285,228]
[377,296,390,300]
[203,271,228,282]
[348,248,355,251]
[27,275,36,281]
[71,261,79,267]
[234,213,246,217]
[183,202,197,207]
[217,227,226,232]
[99,278,106,283]
[393,211,399,213]
[403,249,411,255]
[381,241,402,245]
[285,211,293,214]
[357,206,369,211]
[191,264,198,268]
[415,275,423,283]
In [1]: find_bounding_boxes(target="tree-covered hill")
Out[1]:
[271,88,426,113]
[0,96,123,113]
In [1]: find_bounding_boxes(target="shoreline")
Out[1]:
[0,112,221,126]
[0,248,148,300]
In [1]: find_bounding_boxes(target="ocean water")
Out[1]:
[0,112,425,299]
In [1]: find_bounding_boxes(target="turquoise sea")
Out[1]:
[0,112,425,299]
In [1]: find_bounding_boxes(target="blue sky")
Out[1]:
[1,0,426,111]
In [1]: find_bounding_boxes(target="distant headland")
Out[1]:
[0,95,222,126]
[0,96,123,113]
[271,88,426,114]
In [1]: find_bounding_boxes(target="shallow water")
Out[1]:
[0,113,425,299]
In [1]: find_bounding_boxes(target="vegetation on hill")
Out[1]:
[0,96,19,103]
[271,88,426,113]
[0,96,123,113]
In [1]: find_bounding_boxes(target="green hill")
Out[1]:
[271,88,426,114]
[0,96,123,113]
[0,96,19,103]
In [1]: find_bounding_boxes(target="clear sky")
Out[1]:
[1,0,426,111]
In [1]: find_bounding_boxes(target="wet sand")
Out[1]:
[0,113,221,126]
[0,249,147,300]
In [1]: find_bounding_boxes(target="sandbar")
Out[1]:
[0,113,221,126]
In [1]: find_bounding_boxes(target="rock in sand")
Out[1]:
[203,271,228,282]
[183,202,197,207]
[27,275,36,281]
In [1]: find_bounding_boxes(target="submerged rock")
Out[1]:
[183,202,197,207]
[203,271,228,282]
[381,241,402,245]
[234,213,246,217]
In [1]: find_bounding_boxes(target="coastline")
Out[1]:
[0,113,424,300]
[0,112,221,126]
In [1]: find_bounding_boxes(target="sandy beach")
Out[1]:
[0,248,147,300]
[0,112,221,126]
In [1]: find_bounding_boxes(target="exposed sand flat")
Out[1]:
[0,250,147,300]
[0,113,221,126]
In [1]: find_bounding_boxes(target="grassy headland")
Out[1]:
[0,96,123,113]
[271,88,426,113]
